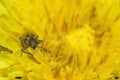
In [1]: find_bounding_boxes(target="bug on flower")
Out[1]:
[20,33,43,55]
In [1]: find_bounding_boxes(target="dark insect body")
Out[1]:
[20,33,43,55]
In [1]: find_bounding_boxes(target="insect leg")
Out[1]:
[21,48,32,56]
[40,40,44,52]
[37,40,44,52]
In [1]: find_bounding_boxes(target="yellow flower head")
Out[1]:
[0,0,120,80]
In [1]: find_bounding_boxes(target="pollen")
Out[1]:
[0,0,120,80]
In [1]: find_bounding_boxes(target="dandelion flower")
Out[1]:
[0,0,120,80]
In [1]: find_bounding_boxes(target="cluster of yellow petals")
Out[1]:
[0,0,120,80]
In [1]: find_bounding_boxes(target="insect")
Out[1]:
[20,33,43,55]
